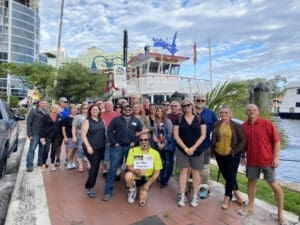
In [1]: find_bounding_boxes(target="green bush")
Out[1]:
[9,95,19,108]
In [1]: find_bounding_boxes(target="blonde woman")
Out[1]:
[40,104,62,171]
[211,106,246,209]
[173,99,206,207]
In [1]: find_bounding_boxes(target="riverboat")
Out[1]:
[279,82,300,119]
[112,49,211,104]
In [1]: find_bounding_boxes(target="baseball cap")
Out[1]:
[59,97,68,102]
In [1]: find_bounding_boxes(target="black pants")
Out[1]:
[84,147,105,189]
[159,150,174,186]
[215,152,241,199]
[43,137,60,164]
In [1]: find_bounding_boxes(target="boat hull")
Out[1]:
[279,113,300,119]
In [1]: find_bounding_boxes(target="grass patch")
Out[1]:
[210,164,300,216]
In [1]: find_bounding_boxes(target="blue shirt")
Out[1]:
[198,108,218,148]
[60,107,71,120]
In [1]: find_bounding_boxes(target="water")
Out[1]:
[276,118,300,183]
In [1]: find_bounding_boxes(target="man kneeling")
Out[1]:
[125,133,162,206]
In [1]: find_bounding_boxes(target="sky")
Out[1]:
[39,0,300,84]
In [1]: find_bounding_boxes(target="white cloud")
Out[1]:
[39,0,300,82]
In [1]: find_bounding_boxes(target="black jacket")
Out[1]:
[26,108,46,137]
[41,114,63,139]
[107,115,142,146]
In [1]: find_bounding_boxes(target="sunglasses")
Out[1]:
[163,104,170,106]
[124,109,132,112]
[196,99,205,103]
[82,107,88,109]
[139,139,148,142]
[220,111,229,114]
[114,106,121,109]
[182,104,191,108]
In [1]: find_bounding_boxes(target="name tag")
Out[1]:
[133,154,153,170]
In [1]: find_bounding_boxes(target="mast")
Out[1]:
[208,37,213,89]
[56,0,64,68]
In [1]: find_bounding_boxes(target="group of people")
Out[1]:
[25,94,287,225]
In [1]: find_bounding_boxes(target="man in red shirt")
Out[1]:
[240,104,287,225]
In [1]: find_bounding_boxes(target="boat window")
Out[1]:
[170,64,179,75]
[297,89,300,94]
[142,63,148,74]
[296,102,300,107]
[149,62,159,73]
[161,63,170,74]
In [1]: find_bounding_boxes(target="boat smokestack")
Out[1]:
[144,45,150,54]
[123,29,128,68]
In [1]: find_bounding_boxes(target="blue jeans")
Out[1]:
[104,145,129,195]
[26,134,44,168]
[159,150,174,186]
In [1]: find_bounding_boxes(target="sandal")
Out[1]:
[237,208,252,216]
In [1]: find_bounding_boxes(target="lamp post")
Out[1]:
[90,55,123,100]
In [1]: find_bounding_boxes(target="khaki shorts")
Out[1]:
[175,148,204,170]
[246,165,276,182]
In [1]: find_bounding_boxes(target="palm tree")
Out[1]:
[206,81,248,120]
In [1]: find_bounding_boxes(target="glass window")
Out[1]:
[12,9,34,24]
[297,89,300,94]
[0,52,7,60]
[149,62,159,73]
[161,63,170,74]
[11,53,34,64]
[11,27,34,39]
[170,64,179,75]
[11,35,34,47]
[11,44,34,55]
[12,18,34,32]
[142,63,148,74]
[296,102,300,107]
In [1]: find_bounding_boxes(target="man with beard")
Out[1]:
[103,105,143,201]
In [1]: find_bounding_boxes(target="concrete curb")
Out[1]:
[5,138,51,225]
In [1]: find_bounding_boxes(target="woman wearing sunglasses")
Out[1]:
[174,99,206,207]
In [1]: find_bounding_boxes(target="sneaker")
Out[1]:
[87,189,96,198]
[27,167,33,172]
[66,163,72,170]
[103,194,111,201]
[191,194,200,207]
[71,162,76,169]
[177,194,186,207]
[55,159,60,166]
[51,164,57,171]
[198,184,209,199]
[127,187,137,204]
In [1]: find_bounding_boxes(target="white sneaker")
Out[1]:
[127,187,137,204]
[190,194,199,207]
[71,162,76,169]
[116,167,122,176]
[66,163,72,170]
[177,194,186,207]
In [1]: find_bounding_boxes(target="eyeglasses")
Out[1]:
[82,107,88,110]
[182,104,191,108]
[196,99,205,103]
[163,104,170,106]
[124,109,132,112]
[139,139,148,142]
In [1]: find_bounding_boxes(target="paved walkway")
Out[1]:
[5,137,299,225]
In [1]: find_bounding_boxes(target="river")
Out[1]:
[276,118,300,183]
